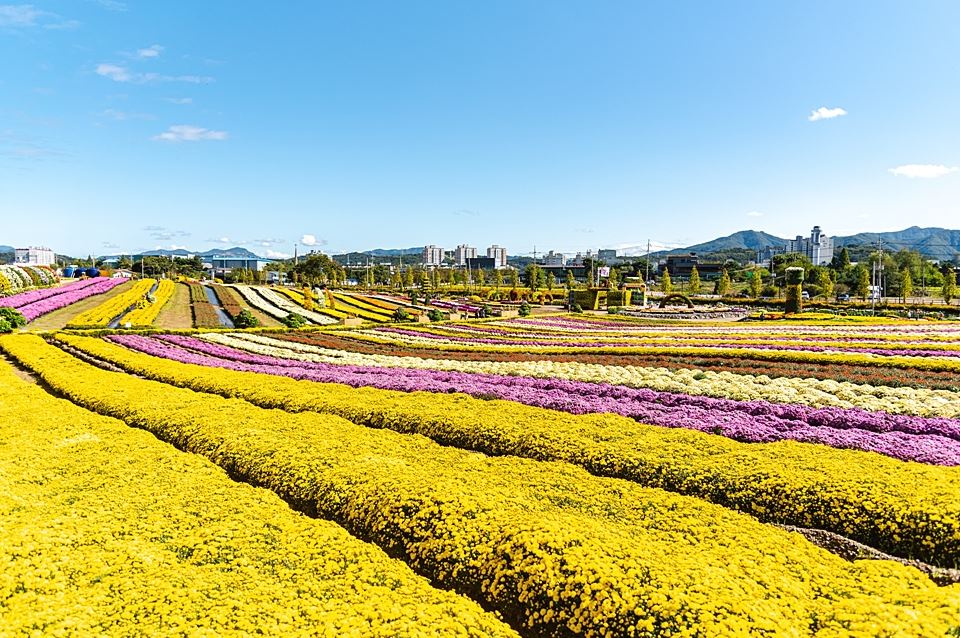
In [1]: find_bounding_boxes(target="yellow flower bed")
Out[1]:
[122,279,176,328]
[45,333,960,569]
[66,279,156,328]
[0,357,515,637]
[345,329,960,372]
[4,334,960,636]
[331,292,393,322]
[275,287,351,319]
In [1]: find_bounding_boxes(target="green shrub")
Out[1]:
[392,307,411,322]
[518,301,531,317]
[428,309,445,322]
[0,307,27,330]
[280,312,307,328]
[233,309,260,329]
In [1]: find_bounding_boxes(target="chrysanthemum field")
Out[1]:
[3,313,960,636]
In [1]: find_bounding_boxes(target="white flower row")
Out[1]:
[198,332,960,418]
[254,287,338,325]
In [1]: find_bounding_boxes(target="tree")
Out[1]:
[565,270,575,290]
[831,247,851,272]
[660,268,673,294]
[477,269,486,288]
[901,269,913,302]
[943,269,957,303]
[509,269,520,289]
[391,270,403,289]
[688,266,701,295]
[546,272,555,291]
[748,267,763,298]
[713,269,732,296]
[607,267,620,289]
[853,264,870,300]
[524,263,543,291]
[494,269,503,291]
[446,269,456,286]
[808,266,833,299]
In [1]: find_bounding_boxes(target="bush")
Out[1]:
[571,304,583,313]
[428,309,445,322]
[233,309,260,329]
[518,301,531,317]
[0,317,10,333]
[392,307,411,322]
[607,305,621,315]
[0,307,27,330]
[280,312,307,329]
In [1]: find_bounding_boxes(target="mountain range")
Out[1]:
[649,226,960,261]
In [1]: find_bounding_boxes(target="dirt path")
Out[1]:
[23,279,135,332]
[154,282,194,330]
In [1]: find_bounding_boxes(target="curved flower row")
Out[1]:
[54,333,960,568]
[204,332,960,418]
[6,334,959,636]
[0,264,55,294]
[330,292,393,322]
[114,333,960,465]
[66,279,156,328]
[123,279,176,328]
[0,277,96,308]
[254,287,338,324]
[0,356,514,637]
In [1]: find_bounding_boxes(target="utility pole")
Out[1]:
[645,239,651,282]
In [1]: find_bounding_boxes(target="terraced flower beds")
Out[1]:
[0,277,125,322]
[4,333,960,637]
[0,350,515,637]
[66,279,157,328]
[5,311,960,635]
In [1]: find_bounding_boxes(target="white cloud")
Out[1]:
[808,106,847,122]
[93,0,127,11]
[95,63,213,84]
[165,97,192,105]
[300,234,318,246]
[264,249,292,259]
[151,124,228,142]
[219,236,229,243]
[0,4,76,29]
[137,44,163,58]
[746,210,763,217]
[888,164,959,179]
[96,63,132,82]
[102,108,153,121]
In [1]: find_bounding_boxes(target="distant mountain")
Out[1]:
[834,226,960,261]
[361,247,423,257]
[0,245,13,253]
[679,230,787,254]
[644,226,960,263]
[133,246,264,259]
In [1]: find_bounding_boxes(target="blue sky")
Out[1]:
[2,1,959,258]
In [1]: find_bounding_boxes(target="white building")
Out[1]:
[455,244,477,266]
[422,245,444,267]
[543,250,566,267]
[486,245,507,268]
[785,225,834,266]
[15,246,55,266]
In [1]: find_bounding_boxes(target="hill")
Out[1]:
[680,230,787,254]
[834,227,960,261]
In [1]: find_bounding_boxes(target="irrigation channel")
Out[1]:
[203,284,235,328]
[108,281,159,329]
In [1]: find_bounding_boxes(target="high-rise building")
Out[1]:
[543,250,565,266]
[785,225,834,266]
[486,245,507,268]
[422,245,444,267]
[14,246,56,266]
[455,244,477,265]
[597,249,618,262]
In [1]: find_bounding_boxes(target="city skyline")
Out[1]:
[3,1,959,257]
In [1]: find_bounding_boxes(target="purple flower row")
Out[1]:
[373,325,960,357]
[0,278,99,309]
[18,278,125,322]
[107,333,960,465]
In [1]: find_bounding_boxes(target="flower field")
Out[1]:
[0,277,125,322]
[3,313,960,635]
